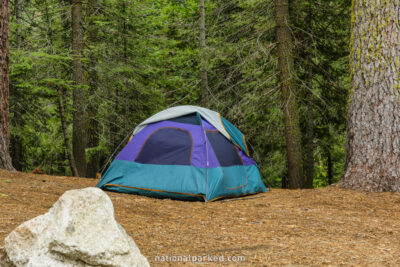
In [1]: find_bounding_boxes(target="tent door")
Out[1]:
[205,131,247,190]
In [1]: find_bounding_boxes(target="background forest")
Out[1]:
[8,0,350,188]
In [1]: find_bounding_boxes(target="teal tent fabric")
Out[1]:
[98,160,266,202]
[220,116,249,155]
[97,105,267,201]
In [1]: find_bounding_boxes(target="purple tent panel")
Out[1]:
[116,119,256,168]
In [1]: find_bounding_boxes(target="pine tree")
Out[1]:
[0,0,15,171]
[340,0,400,191]
[275,0,304,188]
[71,0,87,177]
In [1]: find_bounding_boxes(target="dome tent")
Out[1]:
[97,105,267,201]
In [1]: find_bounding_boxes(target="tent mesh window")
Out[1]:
[167,113,201,125]
[205,130,243,167]
[135,127,193,165]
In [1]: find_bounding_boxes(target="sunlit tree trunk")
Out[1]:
[71,0,86,177]
[275,0,303,188]
[340,0,400,191]
[0,0,15,171]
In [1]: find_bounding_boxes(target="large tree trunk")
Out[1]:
[199,0,208,105]
[304,1,314,188]
[340,1,400,191]
[0,0,15,171]
[275,0,303,188]
[71,0,86,177]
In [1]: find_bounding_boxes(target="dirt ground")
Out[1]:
[1,169,400,266]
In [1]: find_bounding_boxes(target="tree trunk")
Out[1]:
[49,153,53,175]
[9,0,23,171]
[71,0,86,177]
[58,92,79,177]
[199,0,208,105]
[340,1,400,191]
[59,0,70,45]
[304,1,314,188]
[275,0,303,188]
[327,148,333,185]
[108,87,118,154]
[9,84,23,171]
[85,0,100,178]
[0,0,15,171]
[281,172,288,189]
[58,151,66,174]
[121,0,130,137]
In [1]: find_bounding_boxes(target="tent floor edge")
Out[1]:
[103,184,206,202]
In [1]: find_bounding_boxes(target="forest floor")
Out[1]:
[0,170,400,266]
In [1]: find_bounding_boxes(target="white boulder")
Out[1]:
[1,187,149,267]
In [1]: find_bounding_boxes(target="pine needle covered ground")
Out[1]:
[0,169,399,266]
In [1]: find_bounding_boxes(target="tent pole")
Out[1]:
[98,130,134,176]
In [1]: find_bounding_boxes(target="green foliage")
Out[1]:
[8,0,350,187]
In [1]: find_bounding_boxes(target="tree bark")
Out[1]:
[58,92,79,177]
[199,0,209,105]
[275,0,303,188]
[0,0,15,171]
[327,148,333,185]
[85,0,100,178]
[9,0,23,171]
[340,0,400,191]
[304,1,314,188]
[9,81,23,171]
[71,0,86,177]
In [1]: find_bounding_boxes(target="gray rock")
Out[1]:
[1,187,149,267]
[0,247,12,267]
